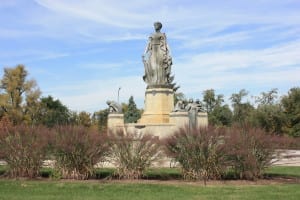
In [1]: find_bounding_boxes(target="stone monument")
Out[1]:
[107,22,208,138]
[139,22,177,124]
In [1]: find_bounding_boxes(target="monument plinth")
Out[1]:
[107,113,124,128]
[139,87,174,124]
[106,101,124,132]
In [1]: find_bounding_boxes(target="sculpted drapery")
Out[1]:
[142,22,173,87]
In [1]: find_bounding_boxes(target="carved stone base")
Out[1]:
[107,113,124,131]
[169,111,189,128]
[139,88,174,124]
[197,112,208,127]
[125,123,176,138]
[170,111,208,130]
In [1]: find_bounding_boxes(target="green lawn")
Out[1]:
[265,166,300,177]
[0,179,299,200]
[0,166,299,200]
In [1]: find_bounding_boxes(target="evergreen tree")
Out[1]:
[124,96,141,123]
[281,87,300,137]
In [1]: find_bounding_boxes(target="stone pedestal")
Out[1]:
[107,113,124,131]
[197,112,208,127]
[169,111,189,129]
[139,87,174,124]
[170,111,208,131]
[125,123,175,138]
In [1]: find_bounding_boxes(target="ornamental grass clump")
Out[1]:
[0,124,50,178]
[109,129,162,179]
[164,126,226,184]
[52,126,110,180]
[224,125,276,180]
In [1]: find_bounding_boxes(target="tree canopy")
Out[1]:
[0,65,41,124]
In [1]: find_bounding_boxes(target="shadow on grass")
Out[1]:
[0,165,6,176]
[38,168,183,180]
[94,168,182,180]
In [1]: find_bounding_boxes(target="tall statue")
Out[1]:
[142,22,174,88]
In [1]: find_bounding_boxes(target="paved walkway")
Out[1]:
[272,150,300,166]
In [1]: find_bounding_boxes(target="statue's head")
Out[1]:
[154,22,162,32]
[106,100,111,105]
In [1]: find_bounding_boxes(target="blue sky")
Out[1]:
[0,0,300,112]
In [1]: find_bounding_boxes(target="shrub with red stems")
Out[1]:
[52,126,110,180]
[164,126,227,184]
[0,124,50,178]
[224,125,276,180]
[109,129,162,179]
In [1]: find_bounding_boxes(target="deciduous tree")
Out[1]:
[0,65,41,124]
[39,96,71,127]
[202,89,224,113]
[202,89,232,126]
[230,89,254,126]
[252,88,285,134]
[210,105,233,126]
[78,111,92,127]
[94,108,109,132]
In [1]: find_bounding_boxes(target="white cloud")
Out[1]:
[0,49,69,65]
[176,39,300,72]
[34,0,152,28]
[174,40,300,96]
[0,0,297,43]
[31,0,300,42]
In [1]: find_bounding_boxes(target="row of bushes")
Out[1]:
[166,126,279,183]
[0,124,298,181]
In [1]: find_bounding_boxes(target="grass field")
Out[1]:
[0,166,299,200]
[0,179,299,200]
[265,166,300,177]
